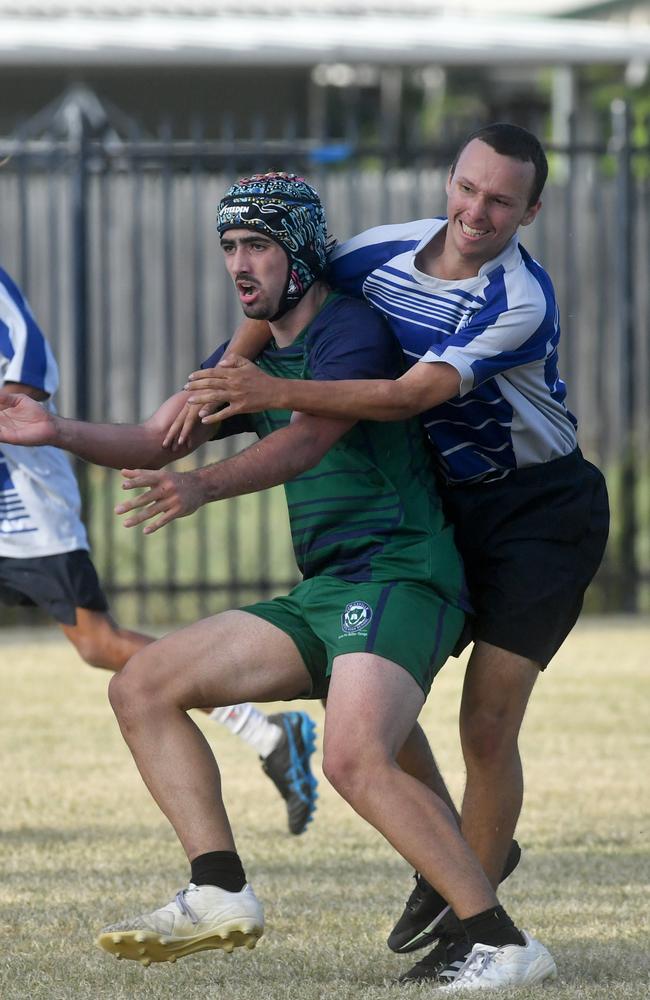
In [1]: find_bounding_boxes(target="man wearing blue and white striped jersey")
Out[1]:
[181,124,610,983]
[0,272,88,555]
[0,267,117,645]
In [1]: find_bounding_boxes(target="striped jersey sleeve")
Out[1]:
[0,269,59,395]
[327,219,437,298]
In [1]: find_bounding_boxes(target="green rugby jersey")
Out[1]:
[204,293,468,609]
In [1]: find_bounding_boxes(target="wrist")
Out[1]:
[193,464,222,504]
[277,379,295,411]
[47,413,66,447]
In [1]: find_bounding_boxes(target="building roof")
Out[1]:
[0,2,647,68]
[0,1,635,14]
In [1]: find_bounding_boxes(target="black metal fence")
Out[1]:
[0,91,648,623]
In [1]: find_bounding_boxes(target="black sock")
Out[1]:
[190,850,246,892]
[460,906,526,949]
[440,909,467,942]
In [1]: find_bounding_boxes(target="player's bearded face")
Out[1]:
[221,230,289,320]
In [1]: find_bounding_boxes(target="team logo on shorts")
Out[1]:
[341,600,373,634]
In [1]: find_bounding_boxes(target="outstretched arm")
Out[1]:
[0,390,214,469]
[183,355,462,423]
[116,411,354,534]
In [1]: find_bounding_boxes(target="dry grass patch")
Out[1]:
[1,618,649,999]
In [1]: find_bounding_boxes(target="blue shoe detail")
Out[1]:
[262,711,318,835]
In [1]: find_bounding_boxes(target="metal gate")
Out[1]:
[0,88,648,623]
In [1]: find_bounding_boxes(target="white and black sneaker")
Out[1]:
[387,839,521,954]
[436,932,557,991]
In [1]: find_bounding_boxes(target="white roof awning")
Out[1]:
[0,2,622,15]
[0,14,648,68]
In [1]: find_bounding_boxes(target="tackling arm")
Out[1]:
[185,356,462,423]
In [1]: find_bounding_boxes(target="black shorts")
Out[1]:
[439,449,610,667]
[0,549,109,626]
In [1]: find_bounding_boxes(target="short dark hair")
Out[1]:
[450,123,548,207]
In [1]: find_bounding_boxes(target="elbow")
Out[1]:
[152,444,184,470]
[376,382,422,422]
[132,445,167,471]
[290,450,324,478]
[141,432,184,470]
[289,440,330,477]
[384,396,422,422]
[138,446,171,471]
[391,401,422,421]
[387,373,451,421]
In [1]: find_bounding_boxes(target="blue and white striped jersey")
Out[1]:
[328,218,577,485]
[0,268,88,556]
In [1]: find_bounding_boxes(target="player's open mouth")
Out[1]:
[237,280,260,304]
[460,221,489,238]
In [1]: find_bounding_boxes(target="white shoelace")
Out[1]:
[174,887,200,924]
[453,944,498,983]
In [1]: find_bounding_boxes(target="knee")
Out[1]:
[108,649,160,724]
[67,618,122,671]
[70,632,109,669]
[460,705,519,767]
[322,742,374,805]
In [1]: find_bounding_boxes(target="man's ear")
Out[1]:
[521,199,542,227]
[445,169,454,198]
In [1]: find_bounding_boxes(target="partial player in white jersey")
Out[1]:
[0,266,317,837]
[176,124,609,983]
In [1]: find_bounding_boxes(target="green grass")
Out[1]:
[1,618,649,998]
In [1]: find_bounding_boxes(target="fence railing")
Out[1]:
[0,92,648,623]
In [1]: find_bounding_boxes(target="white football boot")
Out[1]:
[96,882,264,965]
[437,931,557,991]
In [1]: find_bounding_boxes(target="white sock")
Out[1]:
[209,703,283,758]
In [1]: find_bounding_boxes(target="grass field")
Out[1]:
[1,618,649,1000]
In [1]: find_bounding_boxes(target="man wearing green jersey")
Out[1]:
[0,173,555,991]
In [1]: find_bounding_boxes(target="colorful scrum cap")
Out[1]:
[216,172,328,319]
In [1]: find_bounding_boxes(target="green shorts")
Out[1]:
[241,575,465,700]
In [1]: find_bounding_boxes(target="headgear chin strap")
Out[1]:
[217,172,328,320]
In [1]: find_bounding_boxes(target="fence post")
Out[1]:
[69,102,91,517]
[611,98,638,611]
